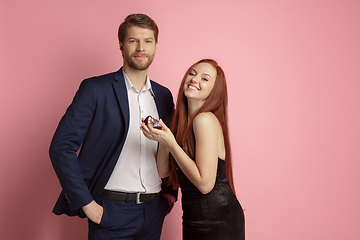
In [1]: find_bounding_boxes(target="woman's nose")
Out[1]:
[190,76,198,83]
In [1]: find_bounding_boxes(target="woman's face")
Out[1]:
[183,62,217,104]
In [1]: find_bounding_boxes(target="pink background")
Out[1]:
[1,0,360,239]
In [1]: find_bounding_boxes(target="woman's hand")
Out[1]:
[140,119,176,149]
[141,119,174,177]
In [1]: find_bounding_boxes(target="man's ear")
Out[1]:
[119,42,124,51]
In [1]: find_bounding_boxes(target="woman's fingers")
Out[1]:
[141,121,160,141]
[159,119,169,131]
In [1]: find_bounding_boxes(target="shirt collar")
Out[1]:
[122,69,155,96]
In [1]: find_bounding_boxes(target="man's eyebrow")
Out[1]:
[127,37,155,40]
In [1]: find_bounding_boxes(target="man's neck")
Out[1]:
[123,65,149,92]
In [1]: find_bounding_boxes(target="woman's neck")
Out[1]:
[187,100,203,120]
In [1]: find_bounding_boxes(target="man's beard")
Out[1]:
[125,54,155,71]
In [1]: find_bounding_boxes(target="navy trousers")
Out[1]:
[88,194,169,240]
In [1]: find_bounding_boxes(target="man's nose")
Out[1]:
[137,42,144,51]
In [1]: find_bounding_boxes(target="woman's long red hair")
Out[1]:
[168,59,236,194]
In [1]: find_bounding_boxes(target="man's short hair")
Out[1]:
[118,14,159,44]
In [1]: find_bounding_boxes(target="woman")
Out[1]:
[141,59,245,240]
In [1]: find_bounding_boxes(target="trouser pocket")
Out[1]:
[98,200,109,227]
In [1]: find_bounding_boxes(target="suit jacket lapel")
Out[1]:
[112,72,165,128]
[112,68,130,134]
[151,81,165,120]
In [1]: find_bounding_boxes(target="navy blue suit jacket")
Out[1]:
[49,68,176,217]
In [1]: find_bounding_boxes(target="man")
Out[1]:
[50,14,177,240]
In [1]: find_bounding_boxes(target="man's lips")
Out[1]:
[134,55,147,60]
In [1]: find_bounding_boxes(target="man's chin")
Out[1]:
[129,61,153,71]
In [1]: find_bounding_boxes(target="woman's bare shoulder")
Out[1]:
[193,112,220,131]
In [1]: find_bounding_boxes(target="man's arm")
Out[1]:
[159,86,178,213]
[49,79,96,211]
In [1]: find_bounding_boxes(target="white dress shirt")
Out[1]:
[104,70,161,193]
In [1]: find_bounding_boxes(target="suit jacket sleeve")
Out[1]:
[49,79,95,211]
[155,84,178,201]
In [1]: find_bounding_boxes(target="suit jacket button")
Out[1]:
[65,193,71,203]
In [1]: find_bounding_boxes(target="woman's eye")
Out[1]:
[202,78,209,81]
[189,72,195,76]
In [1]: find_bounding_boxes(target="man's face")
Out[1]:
[120,26,157,71]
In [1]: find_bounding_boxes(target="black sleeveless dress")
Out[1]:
[175,158,245,240]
